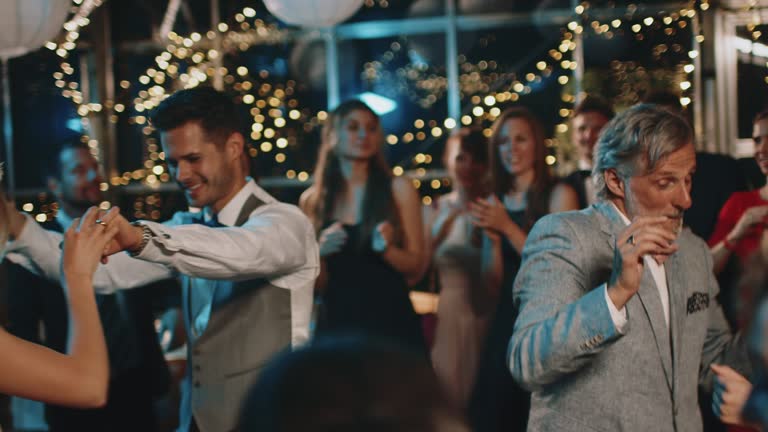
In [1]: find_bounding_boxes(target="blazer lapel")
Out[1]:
[664,251,687,392]
[595,202,673,392]
[636,266,674,393]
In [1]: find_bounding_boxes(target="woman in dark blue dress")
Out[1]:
[469,107,579,431]
[300,100,426,353]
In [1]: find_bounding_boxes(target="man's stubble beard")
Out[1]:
[625,192,684,238]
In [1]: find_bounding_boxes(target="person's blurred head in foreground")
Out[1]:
[239,336,470,432]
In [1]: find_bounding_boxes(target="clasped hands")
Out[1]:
[80,207,145,263]
[468,195,513,243]
[317,220,395,257]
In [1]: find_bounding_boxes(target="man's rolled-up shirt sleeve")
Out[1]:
[132,203,319,289]
[508,213,623,392]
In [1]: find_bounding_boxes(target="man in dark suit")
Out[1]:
[562,96,614,209]
[6,141,171,431]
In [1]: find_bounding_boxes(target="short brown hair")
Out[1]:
[754,109,768,123]
[572,96,614,121]
[150,86,246,149]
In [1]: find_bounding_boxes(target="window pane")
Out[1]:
[337,33,448,179]
[736,24,768,140]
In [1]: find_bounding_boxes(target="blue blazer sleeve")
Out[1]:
[508,213,622,391]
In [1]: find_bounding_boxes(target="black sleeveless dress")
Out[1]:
[468,208,531,432]
[315,223,427,353]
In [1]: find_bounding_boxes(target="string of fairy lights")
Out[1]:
[370,29,575,206]
[575,1,703,107]
[48,0,106,164]
[24,0,709,219]
[369,1,705,204]
[744,0,765,40]
[739,0,768,85]
[116,8,325,218]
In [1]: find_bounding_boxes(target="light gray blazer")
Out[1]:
[508,201,750,432]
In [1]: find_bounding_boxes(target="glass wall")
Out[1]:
[7,1,710,217]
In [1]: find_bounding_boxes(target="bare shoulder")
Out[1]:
[298,185,318,214]
[549,181,579,212]
[551,182,577,201]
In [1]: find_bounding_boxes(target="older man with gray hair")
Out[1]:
[508,104,751,431]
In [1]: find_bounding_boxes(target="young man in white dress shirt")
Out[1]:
[5,87,319,432]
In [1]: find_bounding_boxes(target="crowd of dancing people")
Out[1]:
[0,85,767,432]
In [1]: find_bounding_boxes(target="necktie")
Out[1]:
[196,214,224,228]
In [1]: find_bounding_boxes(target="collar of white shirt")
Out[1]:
[202,177,273,227]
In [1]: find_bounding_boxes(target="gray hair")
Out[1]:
[592,104,693,200]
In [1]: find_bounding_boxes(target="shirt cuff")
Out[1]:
[604,285,628,334]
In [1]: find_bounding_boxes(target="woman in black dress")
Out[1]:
[300,100,426,352]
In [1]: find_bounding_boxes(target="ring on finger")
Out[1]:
[95,219,108,227]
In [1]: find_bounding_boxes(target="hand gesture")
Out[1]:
[94,206,144,257]
[711,364,752,426]
[607,216,679,309]
[62,207,119,284]
[469,195,516,234]
[729,205,768,243]
[483,228,502,245]
[318,222,348,257]
[372,221,394,253]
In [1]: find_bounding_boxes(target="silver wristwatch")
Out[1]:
[128,221,153,257]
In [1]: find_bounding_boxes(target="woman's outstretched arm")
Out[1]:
[0,206,116,407]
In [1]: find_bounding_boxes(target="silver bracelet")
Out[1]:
[128,222,153,257]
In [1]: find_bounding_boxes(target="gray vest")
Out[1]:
[179,195,293,432]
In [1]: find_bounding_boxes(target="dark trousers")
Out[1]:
[46,368,157,432]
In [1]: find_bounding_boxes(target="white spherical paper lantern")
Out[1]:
[0,0,70,59]
[263,0,364,28]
